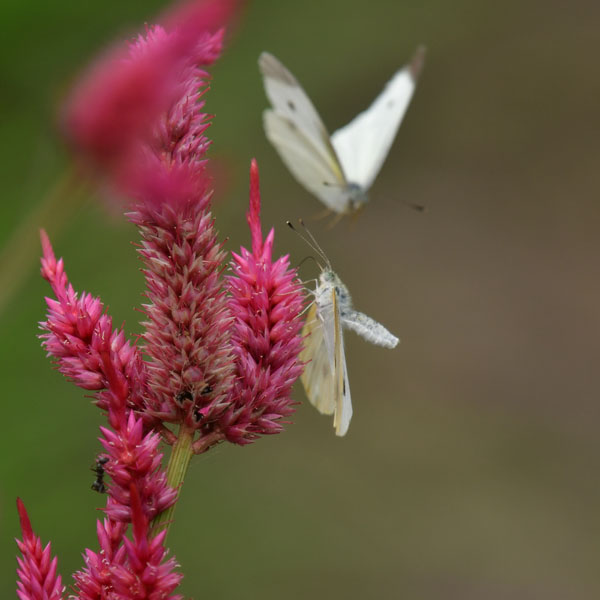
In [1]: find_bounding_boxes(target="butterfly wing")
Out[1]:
[300,303,336,415]
[262,111,354,214]
[330,46,425,190]
[259,52,353,213]
[342,310,399,349]
[332,290,352,436]
[301,291,352,436]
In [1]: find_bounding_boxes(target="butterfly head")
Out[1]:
[346,183,368,212]
[318,268,352,311]
[319,268,340,286]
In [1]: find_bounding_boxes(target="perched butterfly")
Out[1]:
[290,223,399,436]
[259,48,425,215]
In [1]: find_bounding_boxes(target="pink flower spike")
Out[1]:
[99,411,178,524]
[109,484,183,600]
[124,38,236,432]
[222,160,306,445]
[39,230,148,412]
[15,499,65,600]
[63,26,180,171]
[72,519,128,600]
[62,0,236,176]
[162,0,242,57]
[248,158,263,256]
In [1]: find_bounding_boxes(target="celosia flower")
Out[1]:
[125,23,236,436]
[100,412,178,523]
[222,160,305,444]
[24,0,307,597]
[39,229,149,419]
[16,498,64,600]
[63,0,235,177]
[73,519,128,600]
[74,487,183,600]
[109,485,183,600]
[40,233,181,598]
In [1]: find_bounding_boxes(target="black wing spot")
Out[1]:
[287,100,296,111]
[343,379,346,395]
[323,181,331,187]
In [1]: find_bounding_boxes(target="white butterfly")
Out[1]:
[259,48,425,215]
[294,227,399,436]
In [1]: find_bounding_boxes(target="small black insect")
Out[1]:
[201,384,213,395]
[287,100,296,111]
[91,456,109,494]
[175,390,194,404]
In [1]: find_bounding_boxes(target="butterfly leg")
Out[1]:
[310,207,333,221]
[325,212,345,230]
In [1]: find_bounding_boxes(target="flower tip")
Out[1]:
[39,229,52,257]
[16,498,33,539]
[165,0,241,35]
[162,0,243,63]
[249,158,260,209]
[247,159,263,255]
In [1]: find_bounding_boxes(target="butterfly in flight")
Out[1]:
[260,48,425,216]
[290,222,399,436]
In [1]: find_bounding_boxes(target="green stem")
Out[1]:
[0,167,86,315]
[152,424,195,538]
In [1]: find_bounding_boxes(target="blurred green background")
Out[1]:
[2,0,599,598]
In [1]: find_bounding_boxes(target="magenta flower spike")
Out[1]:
[223,160,306,445]
[75,485,183,600]
[25,2,311,596]
[63,0,235,178]
[99,412,178,523]
[72,519,128,600]
[39,229,148,419]
[16,499,64,600]
[126,31,236,438]
[111,484,183,600]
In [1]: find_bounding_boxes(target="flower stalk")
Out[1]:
[152,424,195,537]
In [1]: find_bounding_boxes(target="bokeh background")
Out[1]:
[2,0,599,598]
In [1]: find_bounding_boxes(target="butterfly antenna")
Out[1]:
[299,219,333,269]
[297,255,319,270]
[286,220,331,269]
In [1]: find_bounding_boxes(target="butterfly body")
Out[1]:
[301,267,399,436]
[259,48,424,214]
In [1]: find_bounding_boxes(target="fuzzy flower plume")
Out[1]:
[73,488,182,600]
[126,22,235,439]
[110,485,183,600]
[16,499,64,600]
[40,233,180,597]
[27,1,307,596]
[222,160,306,444]
[63,0,236,177]
[39,229,147,416]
